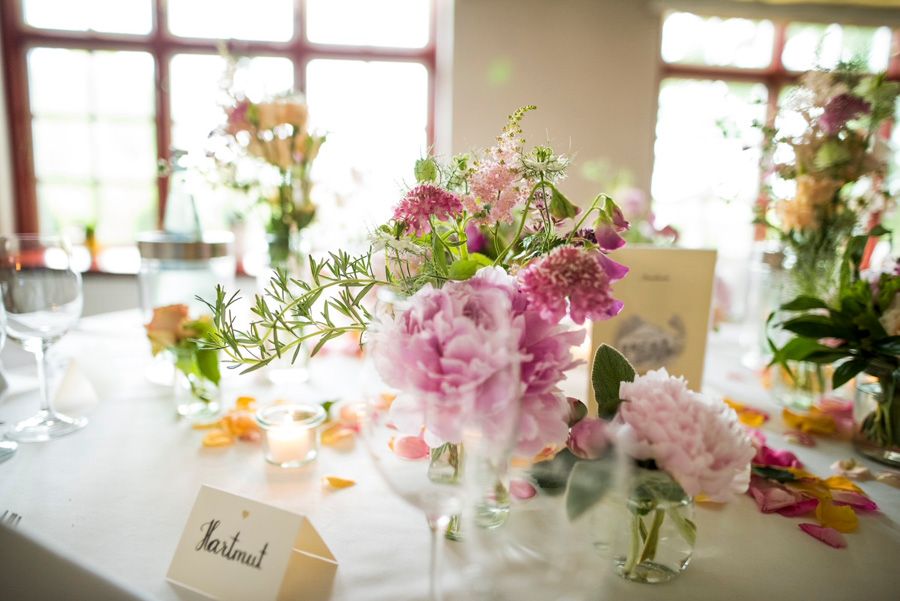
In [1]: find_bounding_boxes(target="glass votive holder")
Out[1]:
[256,404,326,468]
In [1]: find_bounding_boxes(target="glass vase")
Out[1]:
[173,368,221,422]
[854,380,900,467]
[603,468,695,584]
[772,362,832,412]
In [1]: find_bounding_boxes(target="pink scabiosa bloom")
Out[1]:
[616,368,755,501]
[517,245,627,325]
[392,184,464,237]
[819,93,871,135]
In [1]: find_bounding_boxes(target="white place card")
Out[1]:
[167,486,337,601]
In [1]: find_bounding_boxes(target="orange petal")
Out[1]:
[192,420,223,430]
[815,500,859,533]
[339,403,366,427]
[202,429,234,447]
[782,408,836,435]
[235,396,257,411]
[323,476,356,489]
[321,423,356,446]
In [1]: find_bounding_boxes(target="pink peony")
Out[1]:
[616,369,755,501]
[371,267,584,454]
[393,184,464,236]
[517,245,627,325]
[567,417,610,459]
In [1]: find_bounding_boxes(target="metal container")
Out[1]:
[137,231,235,318]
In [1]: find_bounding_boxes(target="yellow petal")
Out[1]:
[824,476,864,494]
[321,423,355,447]
[323,476,356,489]
[788,480,831,501]
[192,420,224,430]
[816,500,858,533]
[724,398,768,428]
[782,408,836,435]
[202,429,234,447]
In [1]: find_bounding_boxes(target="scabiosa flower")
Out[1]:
[392,184,463,236]
[616,369,755,501]
[518,246,627,325]
[819,93,871,135]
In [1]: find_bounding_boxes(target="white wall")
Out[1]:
[451,0,662,204]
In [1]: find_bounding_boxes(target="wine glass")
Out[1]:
[0,302,16,462]
[361,289,523,601]
[0,235,85,442]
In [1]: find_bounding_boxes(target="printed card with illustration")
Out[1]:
[590,246,717,402]
[167,485,337,601]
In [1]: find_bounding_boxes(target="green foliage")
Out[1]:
[565,457,615,520]
[414,157,438,183]
[592,344,635,419]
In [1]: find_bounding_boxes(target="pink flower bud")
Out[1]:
[567,417,609,460]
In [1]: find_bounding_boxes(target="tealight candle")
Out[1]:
[256,404,326,468]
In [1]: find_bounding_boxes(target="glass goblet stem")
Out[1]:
[427,515,450,601]
[31,341,54,416]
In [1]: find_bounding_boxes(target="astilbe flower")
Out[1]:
[371,267,584,454]
[517,245,627,325]
[819,93,871,135]
[616,369,755,501]
[392,184,463,236]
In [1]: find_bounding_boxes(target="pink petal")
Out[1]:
[393,436,430,460]
[784,430,816,447]
[799,523,847,549]
[832,490,879,512]
[749,476,804,513]
[510,479,537,500]
[775,497,819,517]
[754,445,802,468]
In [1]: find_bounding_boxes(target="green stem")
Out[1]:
[494,182,542,265]
[566,194,606,243]
[623,512,642,577]
[638,508,665,564]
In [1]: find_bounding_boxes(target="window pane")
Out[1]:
[27,47,157,243]
[652,78,767,262]
[306,59,428,226]
[782,23,892,72]
[168,0,293,41]
[661,12,774,68]
[306,0,430,48]
[23,0,152,34]
[170,54,294,153]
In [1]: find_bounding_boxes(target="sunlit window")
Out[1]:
[7,0,436,258]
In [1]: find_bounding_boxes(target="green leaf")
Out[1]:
[431,234,448,276]
[447,258,480,280]
[548,184,578,220]
[776,337,833,362]
[565,458,614,521]
[196,348,221,385]
[751,465,796,482]
[667,510,697,547]
[780,315,850,340]
[530,449,578,495]
[779,296,830,311]
[833,357,868,389]
[591,344,635,419]
[414,157,438,183]
[876,336,900,355]
[568,400,587,426]
[468,252,493,267]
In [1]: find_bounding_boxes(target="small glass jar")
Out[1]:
[854,380,900,468]
[256,404,326,468]
[137,232,235,320]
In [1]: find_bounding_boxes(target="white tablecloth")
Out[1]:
[1,311,898,601]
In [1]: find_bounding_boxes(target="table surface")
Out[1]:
[1,311,898,601]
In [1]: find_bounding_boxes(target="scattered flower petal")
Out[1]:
[510,479,537,500]
[235,396,257,411]
[755,444,802,469]
[323,476,356,490]
[321,422,356,447]
[830,459,873,481]
[749,476,806,513]
[875,471,900,488]
[775,497,819,517]
[392,436,430,460]
[815,500,858,533]
[784,430,816,446]
[799,523,847,549]
[824,475,865,493]
[831,490,878,512]
[724,398,769,428]
[202,430,234,447]
[783,408,836,435]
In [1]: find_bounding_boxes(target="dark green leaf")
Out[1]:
[591,345,635,419]
[779,296,830,312]
[876,336,900,355]
[530,449,578,495]
[752,465,796,482]
[566,458,614,520]
[780,315,851,340]
[833,357,868,389]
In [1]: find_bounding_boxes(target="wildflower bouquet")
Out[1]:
[206,106,630,453]
[212,90,325,267]
[760,65,899,297]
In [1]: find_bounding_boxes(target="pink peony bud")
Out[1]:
[567,417,610,459]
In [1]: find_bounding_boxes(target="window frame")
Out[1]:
[0,0,438,234]
[658,15,900,239]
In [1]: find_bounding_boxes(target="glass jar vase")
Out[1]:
[854,380,900,468]
[173,368,221,422]
[602,468,695,584]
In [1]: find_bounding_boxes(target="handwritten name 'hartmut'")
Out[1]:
[195,519,268,569]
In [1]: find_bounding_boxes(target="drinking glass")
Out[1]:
[0,235,85,442]
[361,289,523,601]
[0,302,16,461]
